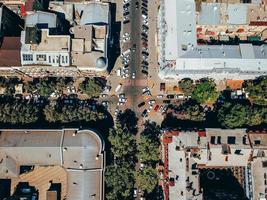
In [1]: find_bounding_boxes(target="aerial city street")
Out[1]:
[0,0,267,200]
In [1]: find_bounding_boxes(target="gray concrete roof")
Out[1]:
[25,11,57,28]
[0,129,104,200]
[80,2,109,25]
[228,4,248,25]
[198,3,221,25]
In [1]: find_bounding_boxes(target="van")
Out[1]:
[115,84,122,93]
[116,68,121,76]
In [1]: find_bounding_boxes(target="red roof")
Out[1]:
[0,37,21,67]
[198,131,206,137]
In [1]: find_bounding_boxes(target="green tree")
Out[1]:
[248,107,267,126]
[138,134,159,163]
[136,166,158,193]
[43,104,104,123]
[105,163,135,200]
[244,76,267,106]
[217,102,249,128]
[108,125,137,161]
[174,100,205,121]
[0,101,39,124]
[80,78,103,98]
[192,78,219,104]
[178,78,195,96]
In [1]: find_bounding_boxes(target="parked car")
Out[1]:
[154,105,160,112]
[167,94,175,99]
[138,102,145,108]
[141,109,148,117]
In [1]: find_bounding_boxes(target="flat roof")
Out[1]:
[0,37,21,67]
[80,2,109,25]
[198,3,221,25]
[22,29,70,52]
[25,11,57,28]
[163,0,196,59]
[0,129,104,200]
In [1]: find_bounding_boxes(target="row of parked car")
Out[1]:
[123,0,130,24]
[140,0,149,76]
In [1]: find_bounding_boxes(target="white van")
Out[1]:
[115,84,122,93]
[116,68,121,76]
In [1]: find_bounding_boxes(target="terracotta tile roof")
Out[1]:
[0,37,21,67]
[226,80,244,90]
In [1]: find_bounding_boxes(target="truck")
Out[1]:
[115,84,122,93]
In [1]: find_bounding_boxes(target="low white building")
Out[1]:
[20,27,70,67]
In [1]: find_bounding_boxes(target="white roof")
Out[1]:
[198,3,221,25]
[227,4,248,25]
[164,0,196,59]
[26,11,57,28]
[80,2,109,25]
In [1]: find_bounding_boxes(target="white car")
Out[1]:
[117,102,125,106]
[148,99,156,105]
[157,94,163,99]
[132,72,136,79]
[119,98,127,102]
[119,93,125,98]
[100,94,107,98]
[142,87,150,93]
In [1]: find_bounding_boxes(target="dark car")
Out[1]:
[163,100,171,104]
[141,70,148,75]
[135,2,139,9]
[138,102,145,108]
[167,94,175,99]
[141,109,148,117]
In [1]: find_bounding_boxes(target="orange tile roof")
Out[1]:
[226,80,244,90]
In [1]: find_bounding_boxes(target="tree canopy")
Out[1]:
[25,77,73,97]
[217,102,267,128]
[43,104,104,123]
[244,76,267,106]
[117,109,138,134]
[105,163,135,200]
[191,78,219,104]
[0,101,40,124]
[174,100,205,121]
[136,166,158,193]
[108,125,137,162]
[80,78,103,98]
[138,134,159,163]
[178,78,195,96]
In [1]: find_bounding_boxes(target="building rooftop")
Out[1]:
[25,11,57,29]
[0,129,105,200]
[80,2,109,25]
[163,129,267,200]
[70,25,107,70]
[0,37,21,66]
[22,29,70,52]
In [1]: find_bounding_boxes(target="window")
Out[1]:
[22,54,33,61]
[48,56,51,63]
[36,54,46,61]
[255,140,261,145]
[227,136,236,145]
[210,136,215,144]
[62,55,65,64]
